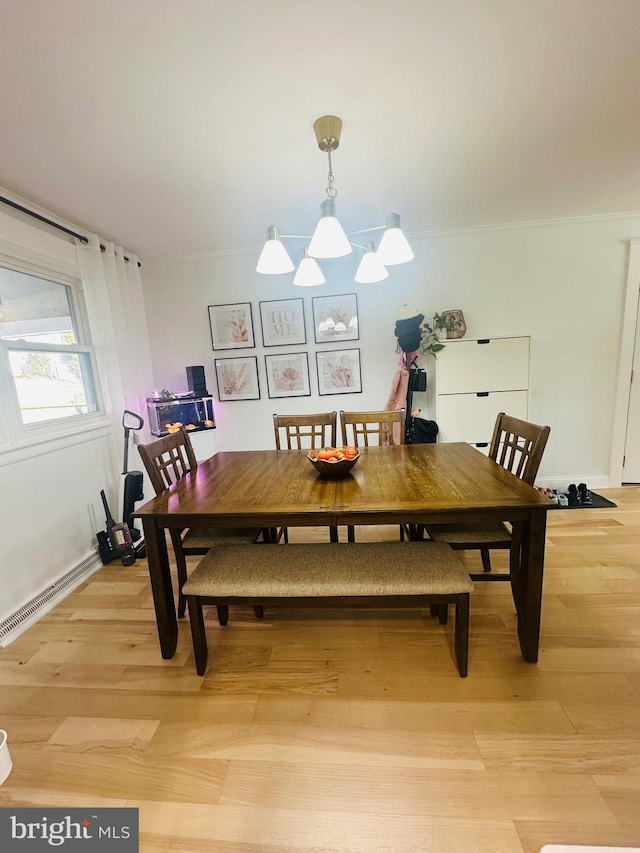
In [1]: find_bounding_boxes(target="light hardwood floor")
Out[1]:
[1,487,639,852]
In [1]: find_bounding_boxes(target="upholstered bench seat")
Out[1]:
[183,541,474,677]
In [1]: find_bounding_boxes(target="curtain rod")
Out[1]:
[0,194,141,267]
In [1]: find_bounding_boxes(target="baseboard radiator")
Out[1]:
[0,552,102,646]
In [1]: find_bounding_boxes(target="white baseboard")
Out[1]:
[536,476,611,492]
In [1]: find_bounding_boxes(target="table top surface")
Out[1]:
[135,443,553,527]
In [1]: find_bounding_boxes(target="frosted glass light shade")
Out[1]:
[355,242,389,283]
[308,199,352,258]
[293,249,325,286]
[256,226,295,274]
[376,213,415,265]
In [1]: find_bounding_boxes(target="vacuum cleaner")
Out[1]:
[96,409,147,565]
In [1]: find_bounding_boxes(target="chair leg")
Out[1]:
[253,605,264,619]
[347,525,355,543]
[480,548,493,572]
[438,604,448,625]
[216,605,229,626]
[330,525,339,542]
[187,596,208,676]
[454,594,470,677]
[175,551,188,618]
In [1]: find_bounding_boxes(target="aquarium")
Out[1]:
[146,394,215,437]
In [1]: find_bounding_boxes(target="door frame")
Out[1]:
[610,239,640,486]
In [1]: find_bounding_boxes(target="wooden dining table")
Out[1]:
[135,442,554,663]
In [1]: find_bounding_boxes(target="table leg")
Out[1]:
[515,509,547,663]
[141,517,177,659]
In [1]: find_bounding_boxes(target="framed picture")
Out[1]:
[259,297,306,347]
[316,348,362,396]
[265,352,311,399]
[208,302,255,350]
[214,356,260,401]
[312,293,359,343]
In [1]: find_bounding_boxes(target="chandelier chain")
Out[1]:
[325,151,337,200]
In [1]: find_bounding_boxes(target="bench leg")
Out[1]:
[454,594,470,677]
[217,605,229,626]
[187,595,208,676]
[253,605,264,619]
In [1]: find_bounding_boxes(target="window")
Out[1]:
[0,265,99,428]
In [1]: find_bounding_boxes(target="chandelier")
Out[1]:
[256,116,415,286]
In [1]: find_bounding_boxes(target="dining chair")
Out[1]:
[339,408,406,448]
[273,411,337,451]
[424,412,551,582]
[339,409,406,542]
[272,411,338,543]
[138,429,264,624]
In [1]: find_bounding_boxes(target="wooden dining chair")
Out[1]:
[339,408,406,448]
[272,411,338,543]
[339,409,406,542]
[273,411,337,450]
[138,430,264,624]
[424,412,551,582]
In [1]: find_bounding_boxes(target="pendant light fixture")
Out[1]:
[256,116,414,286]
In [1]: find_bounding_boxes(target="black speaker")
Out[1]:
[186,365,208,396]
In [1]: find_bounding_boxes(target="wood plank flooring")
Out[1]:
[1,487,639,852]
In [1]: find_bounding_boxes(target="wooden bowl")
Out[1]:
[307,451,360,479]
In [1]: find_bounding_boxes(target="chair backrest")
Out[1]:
[138,430,199,496]
[488,412,550,485]
[339,409,406,447]
[273,412,337,450]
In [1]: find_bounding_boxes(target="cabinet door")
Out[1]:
[437,337,529,394]
[437,390,529,444]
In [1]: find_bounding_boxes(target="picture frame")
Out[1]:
[265,352,311,399]
[214,356,260,401]
[208,302,255,350]
[259,297,307,347]
[312,293,359,344]
[316,348,362,396]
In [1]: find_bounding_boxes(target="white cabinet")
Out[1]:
[431,336,530,447]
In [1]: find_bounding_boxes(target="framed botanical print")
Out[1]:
[259,297,306,347]
[312,293,359,344]
[214,356,261,401]
[208,302,255,350]
[316,348,362,396]
[265,352,311,399]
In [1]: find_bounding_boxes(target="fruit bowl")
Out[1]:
[307,449,360,479]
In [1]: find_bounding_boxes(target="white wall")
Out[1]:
[142,215,640,487]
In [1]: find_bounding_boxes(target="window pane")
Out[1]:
[0,268,76,344]
[8,349,98,424]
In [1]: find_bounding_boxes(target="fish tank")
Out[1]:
[146,394,215,437]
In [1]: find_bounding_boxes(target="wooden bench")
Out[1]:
[182,541,474,677]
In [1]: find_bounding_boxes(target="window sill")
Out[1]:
[0,414,113,468]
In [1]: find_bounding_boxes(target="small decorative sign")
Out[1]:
[259,298,306,347]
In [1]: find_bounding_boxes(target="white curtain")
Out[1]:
[76,235,155,487]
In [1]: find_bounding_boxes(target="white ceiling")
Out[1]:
[1,0,639,260]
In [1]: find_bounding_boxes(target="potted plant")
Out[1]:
[420,313,447,356]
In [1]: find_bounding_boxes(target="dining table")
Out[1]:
[134,442,554,663]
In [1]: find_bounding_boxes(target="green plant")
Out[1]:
[420,313,447,356]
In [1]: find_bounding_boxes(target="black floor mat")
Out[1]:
[559,491,617,509]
